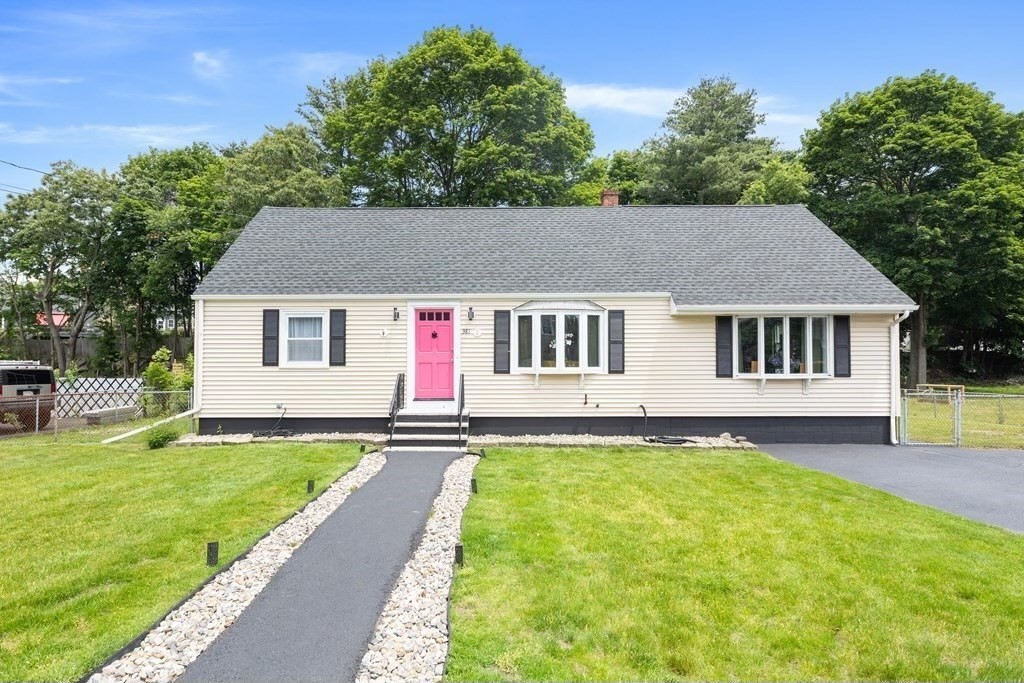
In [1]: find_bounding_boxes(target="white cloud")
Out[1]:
[34,5,224,32]
[158,93,214,106]
[565,84,679,117]
[0,123,214,147]
[0,73,80,106]
[285,51,365,80]
[192,51,227,81]
[756,94,819,147]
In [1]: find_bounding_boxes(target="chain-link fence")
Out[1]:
[901,390,1024,449]
[0,389,192,442]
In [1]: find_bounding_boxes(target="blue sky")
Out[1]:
[1,0,1023,196]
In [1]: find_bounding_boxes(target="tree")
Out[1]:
[115,144,224,370]
[560,149,647,206]
[803,71,1024,385]
[642,77,774,204]
[606,150,645,205]
[738,156,813,204]
[0,261,38,359]
[221,124,349,218]
[0,162,118,372]
[934,156,1024,372]
[314,26,594,206]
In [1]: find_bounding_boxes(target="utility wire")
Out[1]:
[0,181,34,192]
[0,155,254,221]
[0,158,49,175]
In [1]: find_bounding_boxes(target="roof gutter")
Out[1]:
[193,291,674,302]
[890,309,913,445]
[669,301,920,315]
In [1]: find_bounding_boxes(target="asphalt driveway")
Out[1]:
[765,444,1024,534]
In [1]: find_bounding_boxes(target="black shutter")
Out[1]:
[834,315,851,377]
[715,316,733,377]
[329,309,346,366]
[262,309,279,366]
[608,310,625,374]
[494,311,510,374]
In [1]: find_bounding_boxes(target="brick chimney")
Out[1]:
[600,189,620,207]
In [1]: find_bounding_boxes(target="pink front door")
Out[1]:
[415,309,454,400]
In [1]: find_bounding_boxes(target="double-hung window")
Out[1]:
[735,315,831,377]
[512,301,606,373]
[281,312,329,367]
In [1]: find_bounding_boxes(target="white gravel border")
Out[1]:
[471,433,758,449]
[356,453,480,683]
[88,451,387,683]
[174,432,387,446]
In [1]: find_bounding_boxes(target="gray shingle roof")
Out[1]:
[194,205,916,308]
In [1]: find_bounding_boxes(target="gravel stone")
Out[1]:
[354,454,480,683]
[87,451,387,683]
[471,433,757,449]
[174,432,387,447]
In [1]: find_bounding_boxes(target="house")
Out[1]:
[191,200,917,445]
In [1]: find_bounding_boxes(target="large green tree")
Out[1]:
[642,77,774,204]
[560,149,646,206]
[310,26,594,206]
[220,124,349,218]
[738,156,812,204]
[0,162,118,372]
[803,71,1024,385]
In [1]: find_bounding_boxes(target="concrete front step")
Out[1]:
[389,412,469,450]
[385,445,468,453]
[394,421,464,430]
[388,440,464,449]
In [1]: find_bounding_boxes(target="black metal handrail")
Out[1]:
[456,373,466,446]
[388,372,405,445]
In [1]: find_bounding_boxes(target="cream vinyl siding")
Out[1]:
[197,296,893,418]
[463,298,892,417]
[199,298,407,418]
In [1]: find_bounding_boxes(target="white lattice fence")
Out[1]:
[57,378,144,417]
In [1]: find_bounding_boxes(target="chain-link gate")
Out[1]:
[901,389,1024,449]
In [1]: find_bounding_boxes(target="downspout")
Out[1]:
[192,298,204,428]
[890,310,912,444]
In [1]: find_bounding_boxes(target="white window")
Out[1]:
[735,315,831,377]
[512,301,606,374]
[281,312,329,367]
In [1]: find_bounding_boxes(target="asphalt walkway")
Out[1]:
[179,449,460,683]
[766,443,1024,533]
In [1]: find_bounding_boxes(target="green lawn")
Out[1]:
[905,394,1024,448]
[0,436,363,682]
[447,447,1024,681]
[965,384,1024,395]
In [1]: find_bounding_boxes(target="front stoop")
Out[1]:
[387,411,469,452]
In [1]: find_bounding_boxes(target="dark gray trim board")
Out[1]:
[198,417,389,436]
[470,415,890,444]
[200,416,888,444]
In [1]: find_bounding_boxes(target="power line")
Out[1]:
[0,158,49,176]
[0,181,32,193]
[0,155,254,221]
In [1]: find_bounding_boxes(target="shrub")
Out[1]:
[142,347,175,392]
[147,426,179,450]
[171,352,194,391]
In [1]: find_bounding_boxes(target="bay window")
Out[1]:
[735,315,831,377]
[513,301,606,373]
